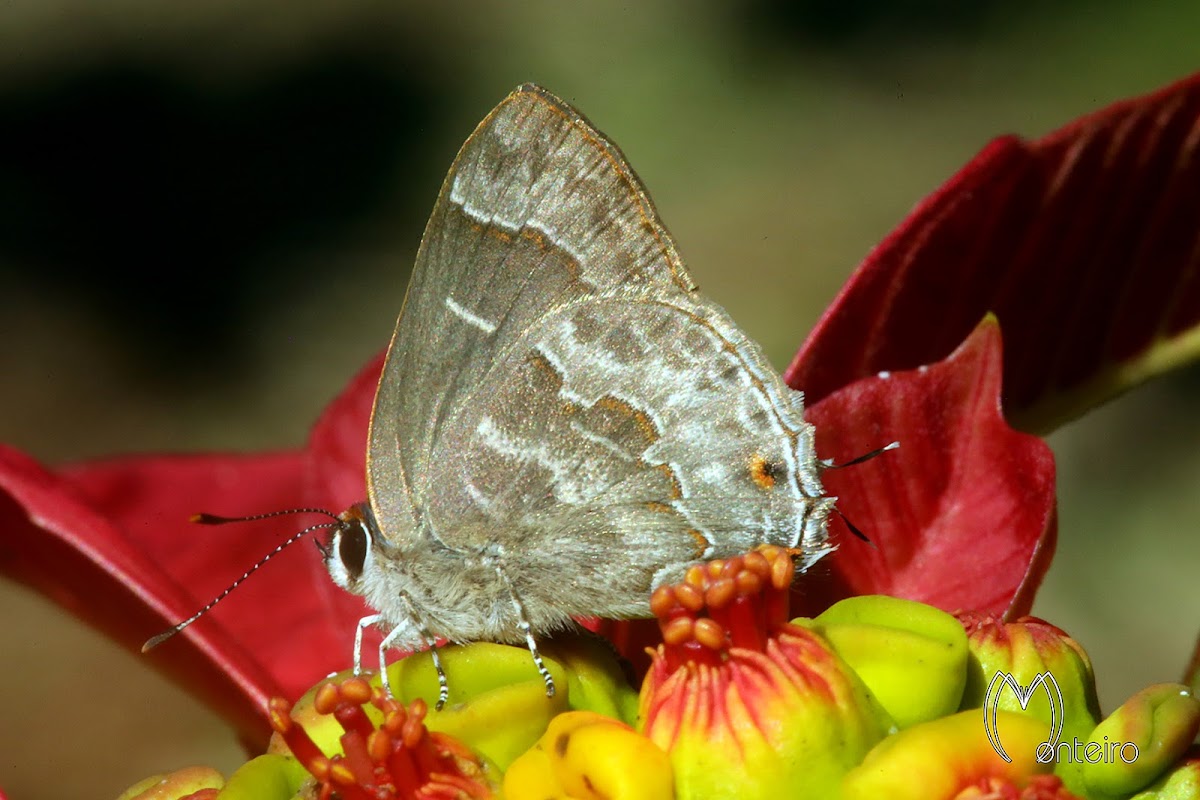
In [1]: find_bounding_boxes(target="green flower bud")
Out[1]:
[115,766,224,800]
[959,612,1101,755]
[1079,683,1200,798]
[384,634,637,769]
[804,595,968,728]
[386,641,570,769]
[1127,745,1200,800]
[216,755,308,800]
[541,634,641,725]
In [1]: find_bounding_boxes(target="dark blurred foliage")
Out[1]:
[0,53,438,369]
[743,0,1078,43]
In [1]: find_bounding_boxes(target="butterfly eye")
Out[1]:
[338,520,369,582]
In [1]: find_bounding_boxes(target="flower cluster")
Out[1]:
[4,64,1200,800]
[267,678,494,799]
[118,548,1199,799]
[638,546,889,798]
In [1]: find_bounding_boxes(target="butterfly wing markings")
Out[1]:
[358,84,830,655]
[516,491,835,617]
[419,285,833,640]
[366,84,694,549]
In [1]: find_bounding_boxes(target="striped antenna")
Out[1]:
[141,510,342,652]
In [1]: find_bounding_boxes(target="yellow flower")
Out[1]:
[840,710,1073,799]
[504,711,673,799]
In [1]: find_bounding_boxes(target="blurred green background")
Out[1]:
[1,1,1197,796]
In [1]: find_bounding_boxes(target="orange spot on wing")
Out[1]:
[652,463,683,500]
[526,352,564,388]
[595,395,660,444]
[520,226,549,250]
[687,528,711,558]
[749,454,778,490]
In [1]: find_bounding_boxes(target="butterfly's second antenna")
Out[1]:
[142,509,341,651]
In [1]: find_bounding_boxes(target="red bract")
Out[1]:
[4,71,1199,752]
[798,317,1056,618]
[787,71,1200,434]
[0,358,381,744]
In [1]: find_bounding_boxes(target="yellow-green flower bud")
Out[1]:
[804,595,968,728]
[115,766,224,800]
[216,755,308,800]
[959,612,1100,756]
[1079,683,1200,798]
[540,634,640,725]
[1127,745,1200,800]
[840,710,1066,799]
[386,642,570,769]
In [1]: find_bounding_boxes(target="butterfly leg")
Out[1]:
[494,563,556,698]
[375,594,450,710]
[352,613,384,676]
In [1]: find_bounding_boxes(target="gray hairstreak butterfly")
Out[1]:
[324,84,835,706]
[148,84,838,710]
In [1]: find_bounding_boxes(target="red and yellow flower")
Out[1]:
[5,68,1200,800]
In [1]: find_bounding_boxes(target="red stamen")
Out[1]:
[268,697,325,767]
[338,730,377,786]
[723,595,767,652]
[693,618,726,650]
[335,699,379,741]
[653,545,797,662]
[385,740,424,796]
[268,678,493,799]
[313,682,340,715]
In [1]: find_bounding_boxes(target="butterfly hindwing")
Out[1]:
[422,286,831,619]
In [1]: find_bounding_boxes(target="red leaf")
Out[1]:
[786,71,1200,433]
[0,446,294,746]
[0,356,388,746]
[796,317,1057,618]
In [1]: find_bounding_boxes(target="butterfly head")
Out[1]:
[322,502,382,595]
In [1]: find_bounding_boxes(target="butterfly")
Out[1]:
[320,84,835,708]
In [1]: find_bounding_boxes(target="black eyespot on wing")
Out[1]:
[339,520,369,582]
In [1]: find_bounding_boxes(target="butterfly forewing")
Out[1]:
[366,84,830,629]
[368,85,696,536]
